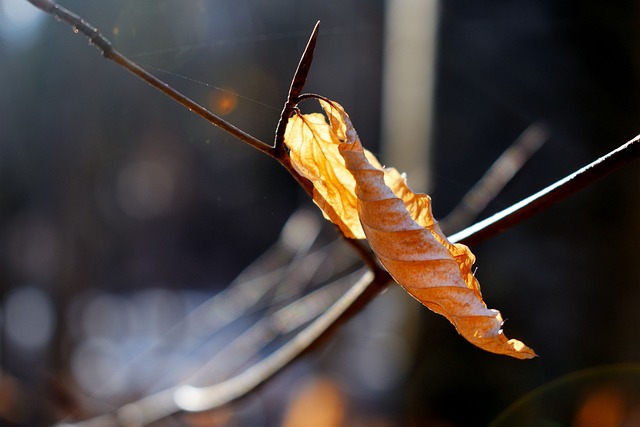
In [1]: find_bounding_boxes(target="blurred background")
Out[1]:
[1,0,640,425]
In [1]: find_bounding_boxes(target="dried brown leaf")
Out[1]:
[284,108,364,239]
[285,99,535,359]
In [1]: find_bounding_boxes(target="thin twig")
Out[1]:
[274,21,321,156]
[170,270,384,413]
[26,0,275,157]
[30,1,640,424]
[440,122,549,234]
[449,134,640,246]
[180,269,366,388]
[58,269,388,427]
[28,0,374,268]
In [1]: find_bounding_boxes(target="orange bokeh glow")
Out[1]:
[209,89,238,116]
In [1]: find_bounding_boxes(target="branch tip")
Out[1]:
[274,22,321,154]
[289,21,321,100]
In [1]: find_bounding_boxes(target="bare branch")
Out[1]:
[449,133,640,246]
[171,270,382,413]
[440,122,549,234]
[274,21,321,156]
[26,0,275,157]
[58,269,390,427]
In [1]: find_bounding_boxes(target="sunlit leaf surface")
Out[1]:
[285,99,535,359]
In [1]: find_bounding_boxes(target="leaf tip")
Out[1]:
[506,338,538,359]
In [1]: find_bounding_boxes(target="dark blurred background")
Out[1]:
[1,0,640,426]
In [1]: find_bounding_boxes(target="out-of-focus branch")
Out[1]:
[440,122,549,234]
[59,130,640,424]
[449,134,640,246]
[170,270,383,413]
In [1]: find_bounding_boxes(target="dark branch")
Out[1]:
[449,134,640,246]
[440,122,549,234]
[26,0,275,157]
[274,21,321,156]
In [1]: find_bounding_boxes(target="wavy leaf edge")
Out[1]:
[285,98,536,359]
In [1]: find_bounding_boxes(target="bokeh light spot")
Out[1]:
[71,339,126,397]
[208,89,238,116]
[117,160,175,219]
[0,0,45,48]
[4,286,55,352]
